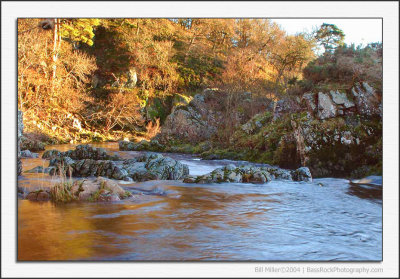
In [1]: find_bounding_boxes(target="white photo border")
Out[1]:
[2,1,398,278]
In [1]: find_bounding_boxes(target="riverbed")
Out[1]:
[18,143,382,261]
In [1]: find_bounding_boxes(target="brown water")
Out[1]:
[18,143,382,261]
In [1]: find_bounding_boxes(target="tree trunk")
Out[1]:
[184,35,196,63]
[52,18,59,93]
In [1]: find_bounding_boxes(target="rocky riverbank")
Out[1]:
[119,84,382,179]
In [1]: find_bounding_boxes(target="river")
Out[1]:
[17,143,382,261]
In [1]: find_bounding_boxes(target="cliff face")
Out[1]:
[233,82,382,178]
[156,82,382,179]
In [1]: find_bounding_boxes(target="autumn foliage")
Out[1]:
[18,18,358,143]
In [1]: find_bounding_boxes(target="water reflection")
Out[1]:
[18,143,382,261]
[18,179,382,261]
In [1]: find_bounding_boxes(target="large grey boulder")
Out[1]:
[329,90,355,116]
[351,82,382,116]
[291,167,313,182]
[330,90,355,108]
[317,92,337,120]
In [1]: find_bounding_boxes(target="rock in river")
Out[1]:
[26,177,133,202]
[184,164,312,184]
[41,145,189,182]
[21,150,39,158]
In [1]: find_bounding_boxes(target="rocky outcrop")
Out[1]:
[18,111,23,176]
[183,164,311,184]
[290,113,382,178]
[351,82,382,117]
[158,92,218,143]
[158,88,272,144]
[42,145,189,181]
[226,85,382,178]
[300,83,380,120]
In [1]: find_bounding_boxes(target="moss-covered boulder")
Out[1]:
[184,164,311,184]
[41,145,190,182]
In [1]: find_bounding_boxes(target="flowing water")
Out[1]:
[18,143,382,261]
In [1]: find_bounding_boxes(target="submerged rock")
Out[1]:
[18,186,27,199]
[26,190,51,202]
